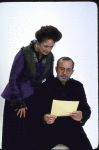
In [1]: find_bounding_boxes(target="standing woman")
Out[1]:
[1,25,62,150]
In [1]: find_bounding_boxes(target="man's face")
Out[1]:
[56,59,74,84]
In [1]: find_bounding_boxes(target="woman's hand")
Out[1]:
[15,107,28,118]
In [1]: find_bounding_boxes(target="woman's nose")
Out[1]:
[47,47,52,52]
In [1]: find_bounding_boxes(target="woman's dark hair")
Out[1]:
[35,25,62,43]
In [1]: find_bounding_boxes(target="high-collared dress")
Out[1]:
[1,40,54,150]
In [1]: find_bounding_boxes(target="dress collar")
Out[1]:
[30,40,47,63]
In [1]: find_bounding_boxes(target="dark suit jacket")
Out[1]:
[40,76,91,126]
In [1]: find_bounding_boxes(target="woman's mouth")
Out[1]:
[44,51,48,55]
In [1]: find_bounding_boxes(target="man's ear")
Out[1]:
[55,67,58,73]
[71,69,74,75]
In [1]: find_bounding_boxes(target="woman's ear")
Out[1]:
[37,41,39,46]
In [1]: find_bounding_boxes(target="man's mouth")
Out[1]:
[61,76,66,79]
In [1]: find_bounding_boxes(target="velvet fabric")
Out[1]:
[1,41,54,101]
[1,41,54,150]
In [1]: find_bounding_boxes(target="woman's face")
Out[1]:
[37,39,55,56]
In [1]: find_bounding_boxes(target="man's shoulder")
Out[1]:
[69,78,83,86]
[46,75,56,84]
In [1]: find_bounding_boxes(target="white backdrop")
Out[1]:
[0,2,98,149]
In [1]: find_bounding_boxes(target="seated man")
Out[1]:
[40,57,93,150]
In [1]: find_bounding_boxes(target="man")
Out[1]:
[40,57,93,150]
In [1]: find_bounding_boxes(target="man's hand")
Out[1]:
[15,107,28,118]
[70,111,83,121]
[44,114,57,124]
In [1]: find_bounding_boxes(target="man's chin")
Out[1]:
[61,80,67,82]
[59,78,67,82]
[57,76,69,82]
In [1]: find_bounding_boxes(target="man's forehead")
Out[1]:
[58,59,73,68]
[59,59,72,64]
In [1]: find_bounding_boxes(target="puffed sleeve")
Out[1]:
[1,50,25,100]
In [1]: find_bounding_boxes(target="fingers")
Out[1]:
[48,119,54,124]
[70,111,83,121]
[16,109,23,118]
[44,114,57,124]
[25,107,28,110]
[16,109,20,116]
[46,114,57,121]
[16,107,28,118]
[14,108,18,111]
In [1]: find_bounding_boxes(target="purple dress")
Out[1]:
[1,41,54,150]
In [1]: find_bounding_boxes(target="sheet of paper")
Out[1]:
[51,100,79,116]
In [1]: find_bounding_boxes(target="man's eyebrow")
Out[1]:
[59,67,64,69]
[44,45,54,47]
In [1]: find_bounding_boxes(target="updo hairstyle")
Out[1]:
[35,25,62,43]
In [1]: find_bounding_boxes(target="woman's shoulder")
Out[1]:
[21,40,35,52]
[13,49,24,61]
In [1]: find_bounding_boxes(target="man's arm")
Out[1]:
[75,83,91,125]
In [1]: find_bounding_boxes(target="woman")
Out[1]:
[1,25,62,150]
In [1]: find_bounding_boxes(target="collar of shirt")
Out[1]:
[56,77,70,86]
[33,48,47,63]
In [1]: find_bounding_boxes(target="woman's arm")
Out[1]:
[9,50,25,99]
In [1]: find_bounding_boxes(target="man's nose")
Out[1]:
[63,70,67,74]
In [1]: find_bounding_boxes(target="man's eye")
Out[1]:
[67,69,71,72]
[60,68,64,70]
